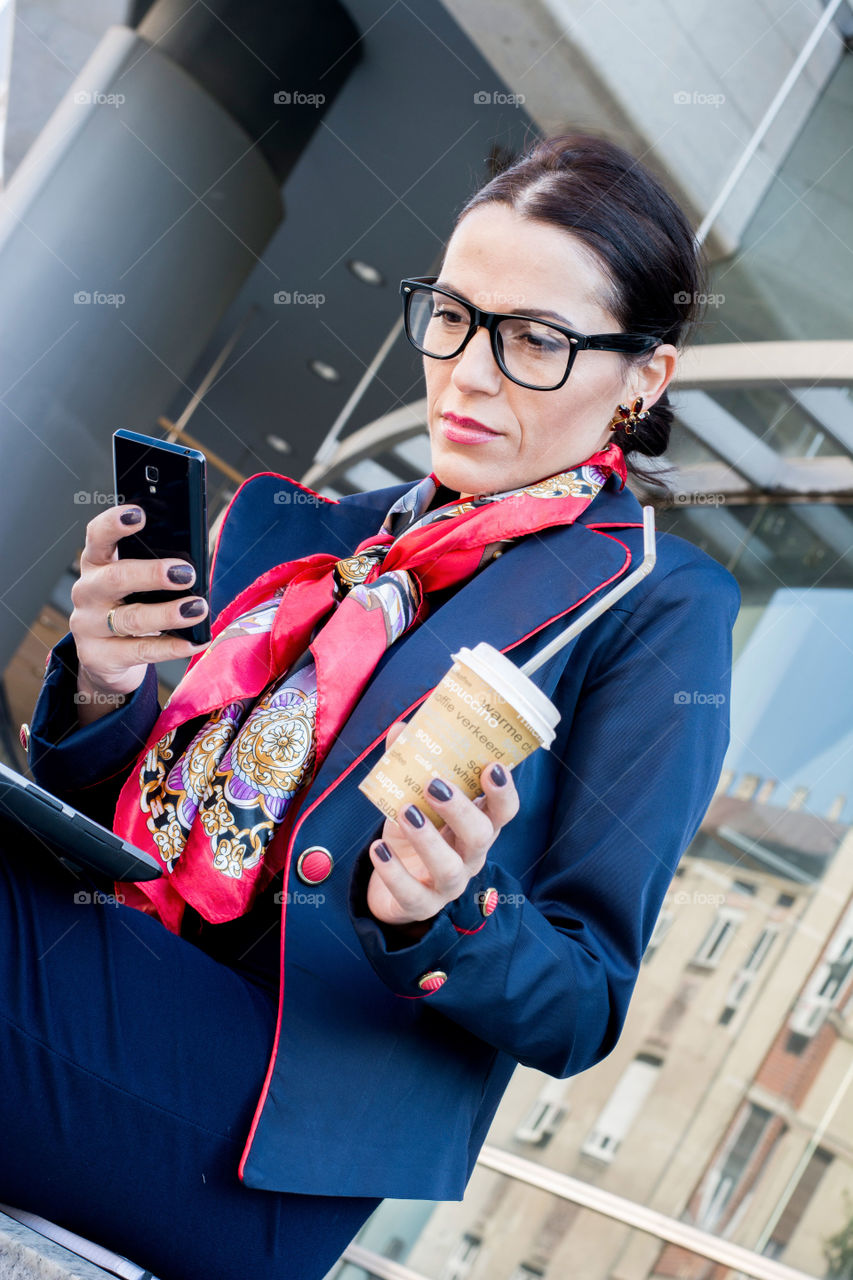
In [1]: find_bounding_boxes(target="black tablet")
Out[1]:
[0,761,163,882]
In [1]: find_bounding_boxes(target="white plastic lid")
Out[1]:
[452,642,560,749]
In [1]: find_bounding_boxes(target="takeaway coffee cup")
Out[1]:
[359,642,560,827]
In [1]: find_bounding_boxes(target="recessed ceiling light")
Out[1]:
[266,434,291,453]
[308,359,341,382]
[347,259,384,286]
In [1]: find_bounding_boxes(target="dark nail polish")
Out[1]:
[490,764,507,787]
[427,778,453,803]
[404,804,425,829]
[168,564,194,584]
[375,841,393,862]
[179,598,206,617]
[120,507,143,525]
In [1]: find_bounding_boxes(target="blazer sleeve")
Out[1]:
[25,631,161,830]
[348,557,741,1078]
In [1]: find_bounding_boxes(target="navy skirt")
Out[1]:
[0,823,380,1280]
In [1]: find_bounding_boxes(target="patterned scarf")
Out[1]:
[113,442,627,934]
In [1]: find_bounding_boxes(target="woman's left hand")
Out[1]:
[365,720,520,930]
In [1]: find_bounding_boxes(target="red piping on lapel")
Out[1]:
[237,527,633,1179]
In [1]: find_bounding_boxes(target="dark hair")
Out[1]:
[452,132,706,497]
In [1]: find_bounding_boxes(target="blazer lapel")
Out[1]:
[209,475,410,618]
[306,477,644,797]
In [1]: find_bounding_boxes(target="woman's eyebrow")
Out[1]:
[434,278,575,327]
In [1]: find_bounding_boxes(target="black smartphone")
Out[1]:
[112,429,210,645]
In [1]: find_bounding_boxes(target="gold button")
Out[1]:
[479,886,499,917]
[296,846,334,885]
[417,970,447,993]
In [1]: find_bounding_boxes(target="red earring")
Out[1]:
[609,396,648,435]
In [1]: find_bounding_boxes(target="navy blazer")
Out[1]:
[28,470,740,1200]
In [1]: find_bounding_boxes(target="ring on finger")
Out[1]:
[106,606,130,637]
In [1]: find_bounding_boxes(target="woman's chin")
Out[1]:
[429,445,502,498]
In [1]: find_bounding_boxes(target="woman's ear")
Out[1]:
[633,343,678,409]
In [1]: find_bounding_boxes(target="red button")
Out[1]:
[296,847,333,885]
[417,970,447,993]
[479,886,499,917]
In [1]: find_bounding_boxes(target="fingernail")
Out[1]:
[168,564,194,584]
[375,841,393,862]
[179,598,206,617]
[427,778,453,803]
[120,507,143,525]
[404,804,425,829]
[490,763,507,787]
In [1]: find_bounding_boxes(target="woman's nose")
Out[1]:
[450,326,503,394]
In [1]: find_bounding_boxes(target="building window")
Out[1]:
[719,924,780,1023]
[696,1103,774,1231]
[642,908,674,964]
[789,902,853,1038]
[515,1076,570,1146]
[581,1053,663,1163]
[690,907,744,969]
[442,1233,482,1280]
[766,1148,833,1256]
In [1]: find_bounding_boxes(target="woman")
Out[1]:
[3,133,739,1279]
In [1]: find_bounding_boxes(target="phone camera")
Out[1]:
[145,464,159,483]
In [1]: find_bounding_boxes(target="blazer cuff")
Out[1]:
[27,631,160,795]
[347,844,511,999]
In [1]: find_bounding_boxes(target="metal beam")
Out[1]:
[793,387,853,455]
[475,1145,820,1280]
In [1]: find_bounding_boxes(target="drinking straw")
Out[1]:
[520,506,657,676]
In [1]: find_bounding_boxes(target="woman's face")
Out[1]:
[423,202,677,496]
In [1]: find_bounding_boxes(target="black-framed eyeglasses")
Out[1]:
[400,276,661,391]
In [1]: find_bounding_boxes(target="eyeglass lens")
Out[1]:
[406,287,573,389]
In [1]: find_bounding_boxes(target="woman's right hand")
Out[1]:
[69,504,211,724]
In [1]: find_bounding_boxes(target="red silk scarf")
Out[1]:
[113,442,627,934]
